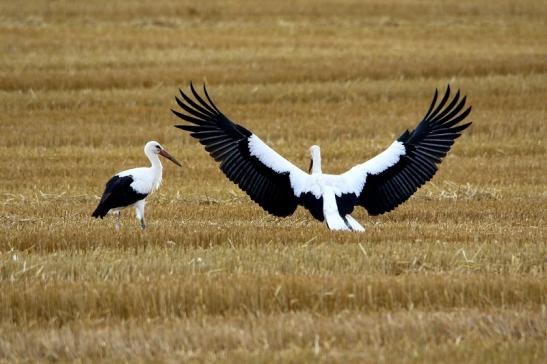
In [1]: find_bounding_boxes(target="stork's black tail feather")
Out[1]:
[91,205,109,219]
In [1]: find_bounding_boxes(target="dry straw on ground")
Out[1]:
[0,0,546,362]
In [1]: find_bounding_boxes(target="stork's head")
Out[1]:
[145,141,182,167]
[308,145,322,174]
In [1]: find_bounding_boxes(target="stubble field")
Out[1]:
[0,0,546,362]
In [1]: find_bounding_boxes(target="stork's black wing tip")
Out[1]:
[459,121,473,130]
[174,124,194,131]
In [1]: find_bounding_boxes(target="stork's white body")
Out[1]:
[117,164,163,198]
[249,140,405,231]
[111,163,163,225]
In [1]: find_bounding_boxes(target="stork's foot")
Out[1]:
[140,218,146,230]
[114,211,121,231]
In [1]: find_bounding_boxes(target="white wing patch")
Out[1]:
[247,134,313,197]
[362,141,406,175]
[247,136,405,200]
[338,141,406,196]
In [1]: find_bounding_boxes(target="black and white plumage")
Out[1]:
[92,141,181,229]
[172,84,471,232]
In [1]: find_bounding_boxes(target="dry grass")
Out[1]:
[0,0,546,362]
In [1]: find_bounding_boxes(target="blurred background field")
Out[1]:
[0,0,546,362]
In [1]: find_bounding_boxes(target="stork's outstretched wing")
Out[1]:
[341,85,472,215]
[172,83,310,217]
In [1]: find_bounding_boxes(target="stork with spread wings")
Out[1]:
[172,84,471,231]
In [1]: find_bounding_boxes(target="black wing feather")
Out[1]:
[92,175,148,218]
[359,85,472,215]
[172,84,299,217]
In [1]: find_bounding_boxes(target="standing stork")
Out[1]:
[92,141,181,229]
[172,83,471,232]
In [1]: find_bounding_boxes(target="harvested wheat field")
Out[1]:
[0,0,546,362]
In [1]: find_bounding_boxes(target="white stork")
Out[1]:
[172,84,471,232]
[92,141,181,229]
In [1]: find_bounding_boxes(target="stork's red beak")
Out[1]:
[159,149,182,167]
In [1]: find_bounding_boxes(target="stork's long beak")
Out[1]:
[308,159,313,174]
[159,149,182,167]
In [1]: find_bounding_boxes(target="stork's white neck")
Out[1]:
[146,149,163,171]
[310,145,322,175]
[144,149,163,192]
